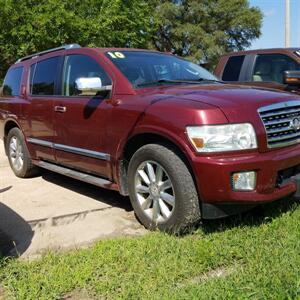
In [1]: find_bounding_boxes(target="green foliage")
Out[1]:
[0,198,299,299]
[0,0,154,78]
[0,0,262,79]
[150,0,262,67]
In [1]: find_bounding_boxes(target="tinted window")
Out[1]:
[62,55,111,96]
[105,51,217,87]
[222,56,245,81]
[32,56,60,95]
[2,67,23,96]
[253,54,300,84]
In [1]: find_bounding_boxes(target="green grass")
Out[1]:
[0,197,299,299]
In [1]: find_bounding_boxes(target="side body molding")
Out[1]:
[27,138,110,161]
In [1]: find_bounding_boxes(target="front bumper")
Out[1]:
[192,143,300,207]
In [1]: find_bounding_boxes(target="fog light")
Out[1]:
[232,171,256,191]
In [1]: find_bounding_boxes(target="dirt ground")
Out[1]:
[0,143,145,258]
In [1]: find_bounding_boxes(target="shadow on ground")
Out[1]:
[41,169,133,212]
[2,167,299,254]
[35,170,300,235]
[0,169,137,258]
[0,186,12,193]
[202,196,300,234]
[0,200,34,257]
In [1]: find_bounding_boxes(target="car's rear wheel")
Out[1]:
[128,144,201,233]
[6,128,39,178]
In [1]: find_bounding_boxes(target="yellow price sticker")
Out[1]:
[107,51,125,59]
[114,52,125,58]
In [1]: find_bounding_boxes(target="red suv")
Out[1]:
[1,44,300,232]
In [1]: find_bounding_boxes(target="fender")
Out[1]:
[1,115,23,138]
[1,116,25,155]
[114,124,197,196]
[127,124,195,160]
[114,94,226,163]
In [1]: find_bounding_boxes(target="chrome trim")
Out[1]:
[27,138,54,148]
[265,137,300,149]
[54,106,67,113]
[263,117,292,125]
[16,44,81,63]
[268,131,300,142]
[27,138,110,161]
[54,143,110,161]
[258,101,300,148]
[257,100,300,113]
[265,124,291,133]
[260,108,300,118]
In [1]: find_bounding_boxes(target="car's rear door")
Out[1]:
[26,55,63,162]
[53,53,113,179]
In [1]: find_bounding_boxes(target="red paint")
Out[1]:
[215,48,300,94]
[1,47,300,209]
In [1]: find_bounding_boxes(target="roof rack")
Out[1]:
[15,44,81,63]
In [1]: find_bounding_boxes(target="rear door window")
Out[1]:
[31,56,61,95]
[2,67,23,96]
[222,55,245,81]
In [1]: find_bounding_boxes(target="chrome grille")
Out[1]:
[258,101,300,148]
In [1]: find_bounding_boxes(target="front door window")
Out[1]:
[62,55,111,97]
[252,54,300,84]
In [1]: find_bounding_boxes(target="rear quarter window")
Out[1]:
[2,67,23,96]
[222,55,245,81]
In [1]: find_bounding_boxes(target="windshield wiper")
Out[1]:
[136,79,197,87]
[192,78,224,84]
[136,78,224,87]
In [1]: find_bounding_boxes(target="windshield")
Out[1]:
[105,51,218,87]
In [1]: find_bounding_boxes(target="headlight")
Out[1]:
[186,123,257,153]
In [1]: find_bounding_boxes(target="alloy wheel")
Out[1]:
[9,136,24,171]
[134,160,175,224]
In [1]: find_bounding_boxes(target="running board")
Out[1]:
[35,161,118,191]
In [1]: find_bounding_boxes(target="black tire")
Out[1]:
[6,127,39,178]
[128,144,201,233]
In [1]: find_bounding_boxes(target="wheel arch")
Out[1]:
[3,119,21,155]
[118,132,198,197]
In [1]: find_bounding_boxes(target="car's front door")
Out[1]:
[251,53,300,84]
[53,54,113,179]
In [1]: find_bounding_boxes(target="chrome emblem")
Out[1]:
[289,117,300,131]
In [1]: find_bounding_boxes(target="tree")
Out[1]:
[0,0,154,79]
[150,0,262,68]
[0,0,262,80]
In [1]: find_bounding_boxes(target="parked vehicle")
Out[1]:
[2,44,300,233]
[215,48,300,94]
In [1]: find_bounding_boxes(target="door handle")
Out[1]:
[105,98,121,106]
[54,106,67,113]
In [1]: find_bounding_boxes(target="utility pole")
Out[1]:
[285,0,290,47]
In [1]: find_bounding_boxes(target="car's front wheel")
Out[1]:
[6,128,39,178]
[128,144,201,233]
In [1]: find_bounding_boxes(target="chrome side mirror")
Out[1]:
[75,77,112,96]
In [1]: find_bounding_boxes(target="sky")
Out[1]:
[249,0,300,49]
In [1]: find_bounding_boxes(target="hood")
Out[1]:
[141,83,300,122]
